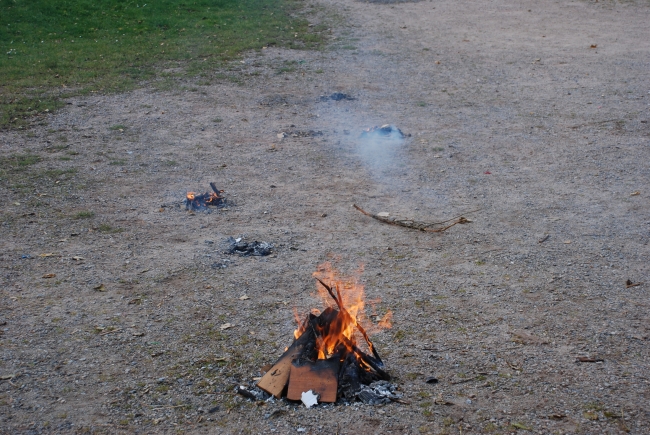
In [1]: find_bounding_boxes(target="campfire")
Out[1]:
[185,182,225,211]
[257,264,398,405]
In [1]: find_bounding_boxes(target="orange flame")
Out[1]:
[293,262,392,360]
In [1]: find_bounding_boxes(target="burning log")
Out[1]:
[353,204,475,233]
[185,182,226,211]
[256,264,396,405]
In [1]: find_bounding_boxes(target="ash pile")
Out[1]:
[225,237,273,257]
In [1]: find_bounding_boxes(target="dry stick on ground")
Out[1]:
[353,204,477,232]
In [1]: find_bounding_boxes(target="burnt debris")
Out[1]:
[279,130,324,138]
[226,237,273,257]
[320,93,355,102]
[357,381,402,405]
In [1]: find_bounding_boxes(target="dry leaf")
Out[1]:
[220,323,234,330]
[630,191,640,196]
[590,44,598,49]
[72,256,84,261]
[39,253,56,258]
[377,212,390,217]
[42,273,56,278]
[239,295,250,300]
[93,284,106,292]
[132,332,145,337]
[563,240,572,244]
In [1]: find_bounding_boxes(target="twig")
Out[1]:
[451,376,478,385]
[538,234,550,243]
[99,328,122,336]
[353,204,477,233]
[315,277,342,309]
[390,397,411,405]
[151,404,187,410]
[236,387,258,401]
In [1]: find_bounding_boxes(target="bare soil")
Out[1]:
[1,0,649,433]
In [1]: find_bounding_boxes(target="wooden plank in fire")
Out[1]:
[256,331,311,397]
[286,358,339,403]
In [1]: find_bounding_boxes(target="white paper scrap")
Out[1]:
[301,390,319,408]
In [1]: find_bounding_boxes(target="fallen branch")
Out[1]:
[353,204,476,233]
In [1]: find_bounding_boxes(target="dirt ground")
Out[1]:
[1,0,649,433]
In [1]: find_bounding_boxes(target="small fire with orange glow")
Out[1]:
[293,263,392,360]
[185,182,225,211]
[257,262,397,403]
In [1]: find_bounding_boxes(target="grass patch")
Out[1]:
[0,153,42,170]
[43,168,77,179]
[98,224,123,233]
[74,210,95,219]
[1,0,328,129]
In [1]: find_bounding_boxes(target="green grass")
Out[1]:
[0,153,42,169]
[43,168,77,179]
[74,210,94,219]
[1,0,327,129]
[98,224,123,233]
